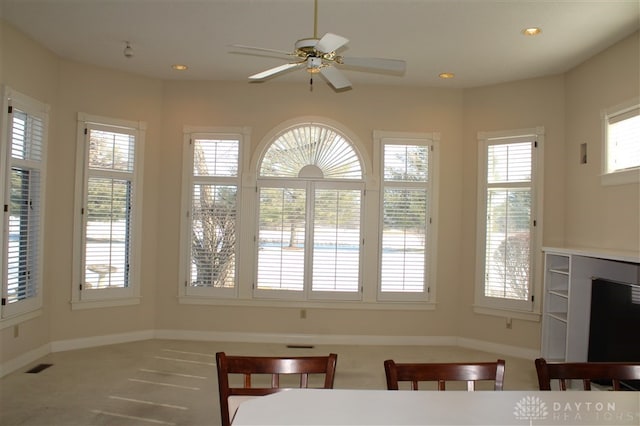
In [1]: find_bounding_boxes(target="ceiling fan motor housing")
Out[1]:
[295,38,320,55]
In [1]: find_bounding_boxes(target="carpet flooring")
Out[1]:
[0,339,540,425]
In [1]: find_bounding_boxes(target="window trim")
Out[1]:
[373,130,439,304]
[601,97,640,186]
[253,119,366,302]
[71,112,145,309]
[474,127,544,320]
[178,126,250,301]
[0,86,49,324]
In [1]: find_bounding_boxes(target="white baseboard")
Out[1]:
[154,329,539,359]
[1,330,539,378]
[456,337,540,360]
[0,343,50,378]
[49,329,155,353]
[154,329,458,347]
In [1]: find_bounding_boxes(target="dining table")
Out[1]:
[231,388,640,425]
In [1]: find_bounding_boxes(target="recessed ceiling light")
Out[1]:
[439,72,455,79]
[521,27,542,36]
[172,64,188,71]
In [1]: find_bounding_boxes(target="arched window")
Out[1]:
[255,122,364,300]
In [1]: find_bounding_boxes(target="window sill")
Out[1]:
[71,297,141,310]
[473,305,541,322]
[0,309,43,329]
[178,296,436,311]
[601,168,640,186]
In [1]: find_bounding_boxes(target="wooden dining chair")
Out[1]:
[216,352,338,426]
[384,359,506,391]
[534,358,640,391]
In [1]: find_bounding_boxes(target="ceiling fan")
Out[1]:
[229,0,406,90]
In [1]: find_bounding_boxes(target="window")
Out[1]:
[1,87,48,323]
[602,99,640,185]
[73,113,145,307]
[475,128,543,317]
[255,123,364,301]
[374,131,438,302]
[179,128,247,298]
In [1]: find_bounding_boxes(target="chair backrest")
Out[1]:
[535,358,640,391]
[216,352,338,426]
[384,359,505,391]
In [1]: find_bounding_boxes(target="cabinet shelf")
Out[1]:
[547,312,568,323]
[542,247,640,363]
[549,289,568,298]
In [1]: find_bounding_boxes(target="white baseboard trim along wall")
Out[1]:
[1,330,540,378]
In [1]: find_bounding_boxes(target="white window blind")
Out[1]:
[476,129,541,315]
[257,186,306,292]
[381,187,427,292]
[1,88,48,319]
[179,129,245,299]
[74,113,144,306]
[188,138,239,290]
[83,129,135,289]
[256,123,364,301]
[606,106,640,173]
[312,186,361,293]
[378,139,432,300]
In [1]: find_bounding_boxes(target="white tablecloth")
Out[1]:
[232,388,640,425]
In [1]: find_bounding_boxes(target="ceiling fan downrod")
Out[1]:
[313,0,318,39]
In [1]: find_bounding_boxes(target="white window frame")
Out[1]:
[601,98,640,186]
[474,127,544,320]
[0,87,48,326]
[373,131,439,303]
[253,120,365,302]
[72,113,145,309]
[178,127,249,300]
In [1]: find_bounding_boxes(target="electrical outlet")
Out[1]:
[300,309,307,319]
[506,318,513,329]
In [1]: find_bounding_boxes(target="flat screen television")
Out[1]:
[588,277,640,390]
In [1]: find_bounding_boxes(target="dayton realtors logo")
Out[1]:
[513,396,549,425]
[513,395,638,425]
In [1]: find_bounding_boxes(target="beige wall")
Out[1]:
[564,32,640,251]
[155,81,465,337]
[460,75,566,349]
[48,60,163,341]
[1,19,638,368]
[0,22,59,364]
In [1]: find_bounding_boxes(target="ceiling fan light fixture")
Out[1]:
[306,56,322,73]
[521,27,542,36]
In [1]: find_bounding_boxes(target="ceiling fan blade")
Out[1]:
[339,57,406,73]
[320,66,351,90]
[249,62,303,80]
[229,44,294,59]
[316,33,349,53]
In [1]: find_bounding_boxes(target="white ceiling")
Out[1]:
[1,0,638,89]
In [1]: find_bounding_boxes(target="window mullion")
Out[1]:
[304,182,315,298]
